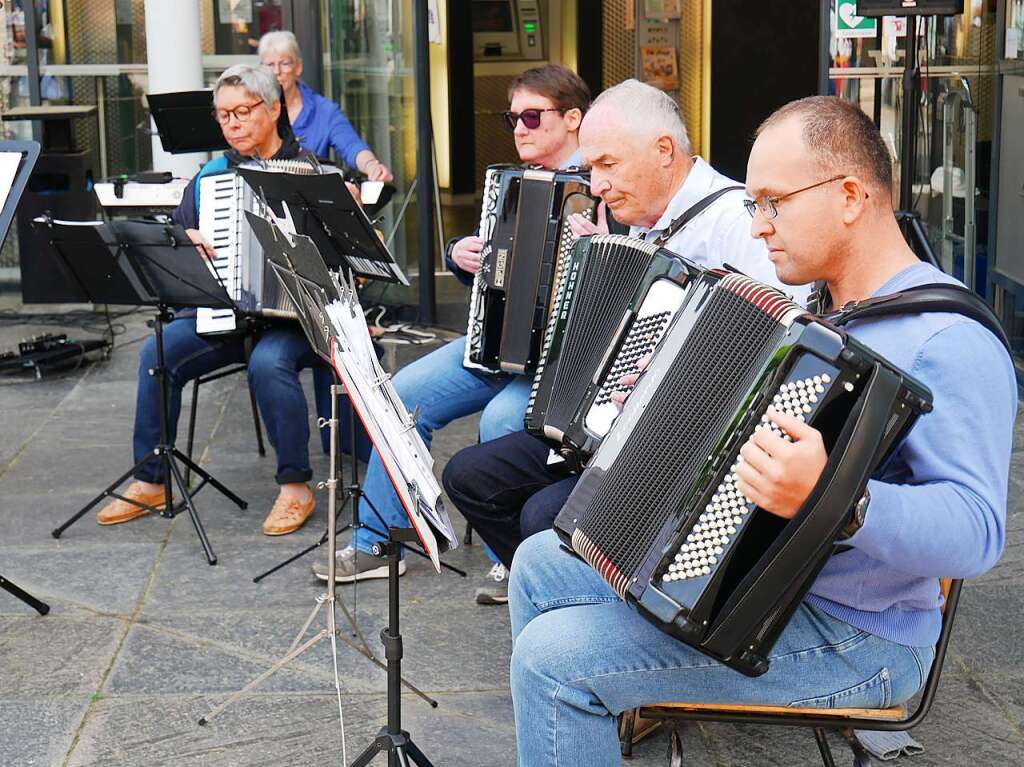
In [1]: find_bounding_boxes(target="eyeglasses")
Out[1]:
[501,108,563,132]
[263,59,296,72]
[743,175,851,220]
[213,100,265,125]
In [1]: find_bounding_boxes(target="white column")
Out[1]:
[144,0,207,177]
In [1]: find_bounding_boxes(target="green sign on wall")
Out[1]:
[836,0,879,39]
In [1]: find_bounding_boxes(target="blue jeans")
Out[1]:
[133,317,329,485]
[353,336,532,559]
[509,531,935,766]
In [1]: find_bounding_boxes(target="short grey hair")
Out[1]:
[591,79,691,154]
[258,30,302,62]
[214,64,281,109]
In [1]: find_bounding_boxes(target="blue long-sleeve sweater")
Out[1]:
[291,81,371,168]
[806,261,1016,647]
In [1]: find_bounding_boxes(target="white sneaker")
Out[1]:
[312,545,406,583]
[474,562,509,605]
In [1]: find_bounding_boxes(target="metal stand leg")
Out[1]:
[349,528,437,767]
[198,386,436,749]
[0,574,50,615]
[50,306,247,565]
[813,728,838,767]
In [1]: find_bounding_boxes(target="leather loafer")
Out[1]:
[97,483,169,525]
[262,491,315,536]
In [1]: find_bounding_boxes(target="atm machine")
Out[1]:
[471,1,558,184]
[472,0,546,60]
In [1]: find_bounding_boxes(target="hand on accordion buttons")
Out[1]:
[451,236,485,274]
[610,353,652,410]
[185,228,217,260]
[568,201,610,238]
[734,407,828,520]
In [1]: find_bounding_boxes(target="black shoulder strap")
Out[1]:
[830,283,1010,353]
[652,185,744,246]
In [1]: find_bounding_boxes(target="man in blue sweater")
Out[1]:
[508,96,1016,765]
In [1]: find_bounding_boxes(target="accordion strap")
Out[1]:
[828,283,1010,353]
[652,185,744,246]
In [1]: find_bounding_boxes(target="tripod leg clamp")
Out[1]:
[380,628,403,661]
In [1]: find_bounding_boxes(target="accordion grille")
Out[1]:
[545,237,654,432]
[577,282,788,580]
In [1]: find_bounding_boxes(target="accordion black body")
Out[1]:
[524,234,701,461]
[553,272,933,676]
[464,165,597,374]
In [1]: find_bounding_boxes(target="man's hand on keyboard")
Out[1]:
[185,228,216,259]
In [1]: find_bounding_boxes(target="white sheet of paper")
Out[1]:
[0,153,24,210]
[323,284,457,571]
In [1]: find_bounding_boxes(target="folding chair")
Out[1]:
[620,579,961,767]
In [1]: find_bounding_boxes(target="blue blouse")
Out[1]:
[291,81,371,168]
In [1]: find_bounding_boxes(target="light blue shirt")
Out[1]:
[807,262,1016,646]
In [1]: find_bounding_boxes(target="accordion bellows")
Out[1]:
[554,271,932,676]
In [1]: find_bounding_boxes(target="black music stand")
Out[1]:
[147,90,229,154]
[0,141,41,242]
[48,219,247,565]
[245,214,464,582]
[1,142,50,617]
[237,166,408,284]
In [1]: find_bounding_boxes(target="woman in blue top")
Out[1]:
[258,30,393,182]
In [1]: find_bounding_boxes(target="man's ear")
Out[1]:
[655,135,675,167]
[564,107,583,132]
[839,176,870,225]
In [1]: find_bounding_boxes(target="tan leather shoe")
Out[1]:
[262,490,315,536]
[97,482,168,525]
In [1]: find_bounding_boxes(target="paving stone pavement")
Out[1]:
[1,300,1022,766]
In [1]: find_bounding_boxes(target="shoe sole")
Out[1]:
[474,592,509,605]
[315,559,407,583]
[97,502,165,526]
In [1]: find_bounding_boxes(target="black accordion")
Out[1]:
[524,234,701,464]
[553,271,933,676]
[463,165,597,374]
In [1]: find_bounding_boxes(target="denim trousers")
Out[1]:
[132,317,345,486]
[442,429,579,568]
[509,531,936,766]
[352,335,532,559]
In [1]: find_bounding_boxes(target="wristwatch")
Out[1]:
[838,487,871,541]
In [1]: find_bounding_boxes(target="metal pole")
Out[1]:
[412,0,436,325]
[23,0,43,143]
[818,0,831,96]
[898,19,919,215]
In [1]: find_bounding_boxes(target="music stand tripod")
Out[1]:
[197,225,437,751]
[49,219,247,565]
[0,574,50,615]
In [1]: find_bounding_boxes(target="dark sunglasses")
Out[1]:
[501,108,564,132]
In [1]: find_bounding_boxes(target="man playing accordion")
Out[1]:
[507,96,1015,766]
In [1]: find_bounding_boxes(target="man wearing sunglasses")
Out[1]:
[311,65,592,592]
[95,64,330,538]
[443,79,808,596]
[505,94,1015,766]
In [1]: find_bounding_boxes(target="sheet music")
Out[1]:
[1,153,23,209]
[322,278,458,570]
